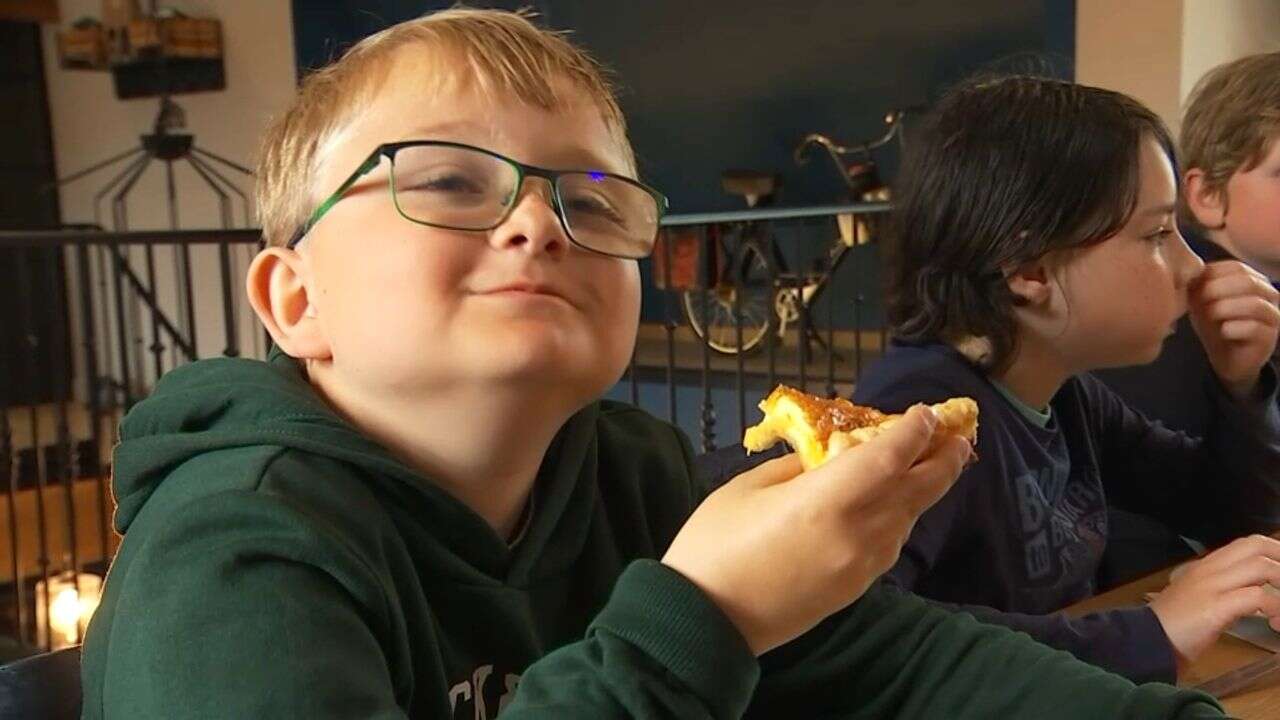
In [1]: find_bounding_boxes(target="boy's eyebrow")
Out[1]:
[1138,203,1177,217]
[402,120,489,138]
[397,124,621,172]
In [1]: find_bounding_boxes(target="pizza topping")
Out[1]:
[743,385,978,471]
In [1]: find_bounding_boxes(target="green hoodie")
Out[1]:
[80,351,1224,719]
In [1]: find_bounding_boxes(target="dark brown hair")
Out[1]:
[886,76,1176,372]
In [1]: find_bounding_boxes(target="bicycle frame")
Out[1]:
[681,108,910,356]
[770,230,854,340]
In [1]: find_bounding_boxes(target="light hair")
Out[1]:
[255,7,633,246]
[1180,51,1280,228]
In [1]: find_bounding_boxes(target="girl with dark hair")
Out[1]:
[854,76,1280,685]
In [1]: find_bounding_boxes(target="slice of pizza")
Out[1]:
[742,385,978,471]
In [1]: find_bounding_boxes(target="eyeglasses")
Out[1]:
[288,140,669,259]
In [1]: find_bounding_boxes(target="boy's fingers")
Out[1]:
[1195,265,1280,303]
[1221,319,1270,341]
[900,435,970,513]
[1201,296,1280,327]
[1200,534,1280,571]
[1196,260,1256,284]
[1218,585,1280,628]
[1213,554,1280,594]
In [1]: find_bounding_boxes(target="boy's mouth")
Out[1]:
[475,281,574,307]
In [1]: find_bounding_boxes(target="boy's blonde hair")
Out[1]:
[255,7,632,246]
[1180,51,1280,227]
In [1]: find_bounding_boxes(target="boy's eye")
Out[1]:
[406,172,487,195]
[1145,227,1176,243]
[564,191,624,223]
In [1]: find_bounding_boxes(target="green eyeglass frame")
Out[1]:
[287,140,669,259]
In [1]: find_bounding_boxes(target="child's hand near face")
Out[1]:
[663,405,972,655]
[1188,260,1280,399]
[1148,534,1280,674]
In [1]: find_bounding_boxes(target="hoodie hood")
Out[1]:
[111,348,602,583]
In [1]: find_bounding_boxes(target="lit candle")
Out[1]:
[36,572,103,650]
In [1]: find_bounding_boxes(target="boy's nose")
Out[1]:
[1171,232,1206,287]
[488,179,567,258]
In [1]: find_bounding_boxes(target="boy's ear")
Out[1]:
[1184,168,1227,230]
[246,247,332,360]
[1004,259,1054,308]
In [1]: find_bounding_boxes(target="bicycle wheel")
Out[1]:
[682,237,776,354]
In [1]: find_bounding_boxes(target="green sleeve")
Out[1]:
[501,560,760,719]
[87,492,410,720]
[748,583,1224,719]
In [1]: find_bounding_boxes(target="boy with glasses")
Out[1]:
[79,9,1225,718]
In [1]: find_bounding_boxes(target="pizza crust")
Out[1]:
[742,385,978,471]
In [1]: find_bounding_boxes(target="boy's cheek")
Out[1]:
[598,265,642,368]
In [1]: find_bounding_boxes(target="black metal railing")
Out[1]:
[625,202,891,451]
[0,226,261,657]
[0,201,889,656]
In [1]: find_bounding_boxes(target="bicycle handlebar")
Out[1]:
[793,106,921,167]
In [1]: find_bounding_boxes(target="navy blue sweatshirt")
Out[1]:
[851,341,1280,684]
[695,339,1280,685]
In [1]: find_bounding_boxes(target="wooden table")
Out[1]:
[1067,566,1280,719]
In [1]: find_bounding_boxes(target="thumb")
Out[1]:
[811,403,940,484]
[861,404,940,470]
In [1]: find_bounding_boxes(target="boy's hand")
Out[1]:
[1149,534,1280,677]
[662,405,972,655]
[1188,261,1280,400]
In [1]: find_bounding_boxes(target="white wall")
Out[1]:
[1076,0,1185,132]
[1181,0,1280,100]
[1078,0,1280,135]
[41,0,296,400]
